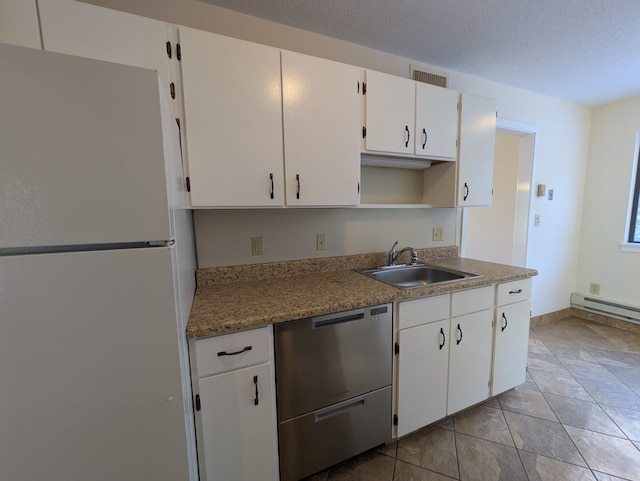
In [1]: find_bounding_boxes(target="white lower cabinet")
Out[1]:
[447,309,493,414]
[396,285,504,436]
[396,295,449,437]
[492,279,532,395]
[190,327,279,481]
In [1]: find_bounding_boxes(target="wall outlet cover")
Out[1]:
[432,227,444,241]
[251,236,264,256]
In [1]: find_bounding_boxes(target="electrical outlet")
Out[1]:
[251,237,263,256]
[589,282,601,295]
[534,214,541,227]
[432,227,444,241]
[316,233,326,251]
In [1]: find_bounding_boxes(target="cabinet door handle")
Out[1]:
[439,327,446,350]
[463,182,469,201]
[405,125,410,148]
[456,323,463,345]
[501,312,508,332]
[296,174,300,199]
[422,128,427,149]
[269,173,274,199]
[509,289,523,294]
[253,375,259,406]
[217,345,252,357]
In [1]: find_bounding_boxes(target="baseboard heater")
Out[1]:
[571,293,640,324]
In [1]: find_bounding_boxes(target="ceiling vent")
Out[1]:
[411,67,448,88]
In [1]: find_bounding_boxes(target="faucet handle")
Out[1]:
[388,241,399,265]
[410,248,419,265]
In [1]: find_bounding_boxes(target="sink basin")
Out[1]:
[358,264,479,288]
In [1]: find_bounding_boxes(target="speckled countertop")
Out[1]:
[186,248,537,340]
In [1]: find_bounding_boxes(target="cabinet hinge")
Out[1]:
[394,342,399,355]
[177,43,182,61]
[362,82,367,95]
[170,82,176,99]
[456,139,458,147]
[357,182,360,194]
[393,414,398,426]
[195,394,201,412]
[166,41,172,59]
[186,176,191,192]
[362,126,367,139]
[496,111,498,118]
[457,102,460,111]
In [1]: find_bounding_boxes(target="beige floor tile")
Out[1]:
[586,347,640,368]
[577,377,640,410]
[396,426,458,479]
[325,451,395,481]
[519,451,597,481]
[453,405,513,447]
[455,433,527,481]
[528,368,594,401]
[503,411,586,466]
[559,358,619,382]
[393,461,456,481]
[527,352,572,375]
[565,425,640,481]
[593,472,634,481]
[498,386,558,422]
[375,442,398,459]
[544,340,598,362]
[543,392,626,437]
[601,405,640,442]
[528,338,552,355]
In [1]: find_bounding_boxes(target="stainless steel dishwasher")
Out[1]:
[275,304,393,481]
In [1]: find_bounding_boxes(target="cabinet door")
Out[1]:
[38,0,171,89]
[448,310,493,414]
[0,0,40,48]
[179,28,284,207]
[457,94,497,206]
[365,70,415,155]
[492,300,531,395]
[397,319,449,437]
[196,362,279,481]
[414,83,459,160]
[282,51,361,206]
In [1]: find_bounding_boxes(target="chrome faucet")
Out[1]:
[388,241,419,266]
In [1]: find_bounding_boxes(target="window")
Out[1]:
[628,146,640,243]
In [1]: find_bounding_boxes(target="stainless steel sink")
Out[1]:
[358,264,479,288]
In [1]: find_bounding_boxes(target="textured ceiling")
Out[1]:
[199,0,640,106]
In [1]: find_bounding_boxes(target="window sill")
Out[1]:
[620,242,640,253]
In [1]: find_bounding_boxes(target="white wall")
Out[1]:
[576,95,640,307]
[82,0,593,317]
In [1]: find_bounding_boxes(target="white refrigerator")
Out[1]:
[0,44,197,480]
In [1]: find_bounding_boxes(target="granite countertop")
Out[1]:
[186,248,538,340]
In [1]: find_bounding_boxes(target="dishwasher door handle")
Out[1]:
[314,396,365,422]
[312,311,365,329]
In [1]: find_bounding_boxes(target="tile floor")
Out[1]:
[306,316,640,480]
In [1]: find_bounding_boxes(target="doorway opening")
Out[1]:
[460,120,537,267]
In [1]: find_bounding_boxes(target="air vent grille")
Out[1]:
[412,69,448,88]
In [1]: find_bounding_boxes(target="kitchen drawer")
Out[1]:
[497,278,532,306]
[451,286,493,318]
[194,326,272,377]
[278,385,392,481]
[398,294,449,330]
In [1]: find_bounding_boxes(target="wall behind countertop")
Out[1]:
[83,0,593,318]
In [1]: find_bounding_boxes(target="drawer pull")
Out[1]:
[501,312,508,332]
[217,345,252,357]
[456,323,463,345]
[509,289,523,294]
[315,398,365,422]
[253,375,259,406]
[439,327,446,350]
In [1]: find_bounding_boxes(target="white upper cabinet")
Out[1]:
[0,0,41,48]
[414,82,459,160]
[282,51,362,206]
[178,27,284,208]
[364,69,459,161]
[364,70,415,155]
[457,93,497,206]
[38,0,171,90]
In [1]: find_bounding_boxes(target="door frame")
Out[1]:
[459,118,539,267]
